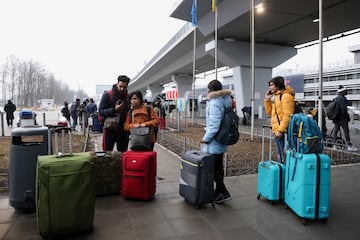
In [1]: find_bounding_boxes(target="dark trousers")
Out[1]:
[71,116,77,129]
[332,120,351,145]
[213,153,229,195]
[6,117,13,127]
[103,128,129,152]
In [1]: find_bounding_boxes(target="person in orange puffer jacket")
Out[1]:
[124,91,159,150]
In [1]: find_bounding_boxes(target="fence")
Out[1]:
[156,129,360,177]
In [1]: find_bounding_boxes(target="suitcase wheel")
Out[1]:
[269,200,276,205]
[301,218,307,225]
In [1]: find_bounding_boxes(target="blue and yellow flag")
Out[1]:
[212,0,217,12]
[191,0,197,26]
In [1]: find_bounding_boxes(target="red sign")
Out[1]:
[165,90,178,100]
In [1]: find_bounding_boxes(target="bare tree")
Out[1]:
[0,55,86,108]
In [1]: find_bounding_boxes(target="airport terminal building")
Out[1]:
[275,44,360,109]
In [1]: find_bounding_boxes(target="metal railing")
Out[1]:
[156,129,360,177]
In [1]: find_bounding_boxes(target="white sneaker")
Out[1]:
[347,145,358,151]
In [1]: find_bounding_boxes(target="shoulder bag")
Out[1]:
[129,106,152,151]
[130,127,151,151]
[104,114,120,131]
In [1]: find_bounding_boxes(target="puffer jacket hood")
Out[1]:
[279,85,295,97]
[207,89,233,100]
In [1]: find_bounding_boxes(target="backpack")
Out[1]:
[326,98,340,120]
[287,113,323,154]
[98,89,113,123]
[215,107,240,145]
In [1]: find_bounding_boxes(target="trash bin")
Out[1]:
[17,109,36,127]
[9,125,49,212]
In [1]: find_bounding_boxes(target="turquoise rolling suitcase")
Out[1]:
[284,150,330,224]
[257,126,285,203]
[36,127,94,238]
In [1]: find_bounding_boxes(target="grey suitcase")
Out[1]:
[179,150,215,208]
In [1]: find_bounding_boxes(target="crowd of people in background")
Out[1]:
[2,73,358,156]
[56,76,167,140]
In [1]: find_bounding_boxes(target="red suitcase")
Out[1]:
[122,150,157,200]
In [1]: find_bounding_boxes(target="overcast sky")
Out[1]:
[0,0,186,96]
[1,0,360,98]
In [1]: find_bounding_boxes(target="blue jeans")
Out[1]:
[275,134,285,163]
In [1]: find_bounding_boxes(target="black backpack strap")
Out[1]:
[275,93,283,125]
[147,105,151,119]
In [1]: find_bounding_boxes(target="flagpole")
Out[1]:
[318,0,323,132]
[250,0,255,140]
[192,26,197,126]
[214,3,218,80]
[191,0,197,126]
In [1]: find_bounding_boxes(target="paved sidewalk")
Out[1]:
[1,133,360,239]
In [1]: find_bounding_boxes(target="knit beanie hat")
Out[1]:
[337,85,346,93]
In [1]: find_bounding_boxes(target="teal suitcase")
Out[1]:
[36,128,94,238]
[284,150,330,224]
[257,126,285,203]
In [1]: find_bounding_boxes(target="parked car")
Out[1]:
[347,106,360,120]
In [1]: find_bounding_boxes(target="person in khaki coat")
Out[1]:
[264,76,295,163]
[124,91,159,150]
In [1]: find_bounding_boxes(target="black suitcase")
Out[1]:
[179,150,215,208]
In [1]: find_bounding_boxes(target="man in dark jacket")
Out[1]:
[99,75,131,152]
[4,100,16,127]
[70,98,81,131]
[61,101,71,122]
[332,85,358,151]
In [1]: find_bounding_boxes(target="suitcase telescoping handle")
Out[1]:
[261,125,272,163]
[54,127,72,157]
[46,124,60,155]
